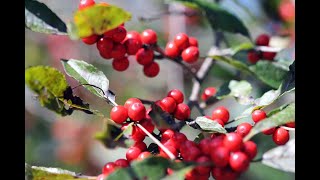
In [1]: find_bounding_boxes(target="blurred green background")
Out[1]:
[25,0,295,179]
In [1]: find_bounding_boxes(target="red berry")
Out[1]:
[102,162,118,175]
[141,29,157,44]
[199,138,212,155]
[97,37,114,53]
[213,119,225,127]
[195,156,211,174]
[165,42,180,58]
[182,146,201,161]
[121,123,145,142]
[172,132,187,146]
[124,31,142,55]
[112,57,129,71]
[124,98,142,109]
[252,109,266,123]
[110,105,128,124]
[99,50,112,59]
[262,127,276,135]
[114,159,129,168]
[279,1,295,22]
[139,119,155,135]
[161,129,175,142]
[125,31,141,41]
[286,122,295,128]
[242,141,257,160]
[136,48,154,66]
[262,51,277,61]
[104,28,117,38]
[137,151,151,161]
[133,141,147,151]
[174,33,189,50]
[209,135,224,149]
[128,103,146,121]
[181,46,199,63]
[201,87,217,101]
[159,145,178,159]
[126,147,142,162]
[211,167,239,180]
[111,26,127,43]
[212,106,230,124]
[82,34,99,45]
[131,125,146,142]
[143,62,160,77]
[79,0,95,10]
[111,43,126,59]
[188,37,198,47]
[272,127,290,145]
[96,174,108,180]
[167,89,184,104]
[229,151,250,172]
[236,123,252,137]
[159,97,177,113]
[180,140,198,152]
[223,133,243,152]
[210,147,230,167]
[174,103,191,120]
[163,138,179,150]
[247,50,260,64]
[255,34,270,46]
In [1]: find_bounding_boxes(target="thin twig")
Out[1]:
[136,124,176,160]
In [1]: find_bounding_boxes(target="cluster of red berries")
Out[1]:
[165,33,200,63]
[78,0,160,77]
[251,109,294,145]
[247,34,277,64]
[155,89,191,121]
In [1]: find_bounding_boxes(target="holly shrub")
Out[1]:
[25,0,295,179]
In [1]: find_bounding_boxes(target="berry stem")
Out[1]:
[136,124,176,160]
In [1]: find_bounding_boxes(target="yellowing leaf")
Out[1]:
[74,4,131,38]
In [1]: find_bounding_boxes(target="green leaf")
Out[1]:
[249,61,288,89]
[95,123,132,149]
[25,0,67,35]
[162,167,194,180]
[107,157,193,180]
[231,42,254,54]
[26,66,68,97]
[254,89,280,108]
[25,66,70,115]
[61,59,109,99]
[280,61,295,95]
[267,103,290,117]
[172,0,250,38]
[195,116,227,133]
[229,80,252,97]
[25,66,96,116]
[244,103,295,141]
[193,133,205,143]
[25,163,88,180]
[262,139,295,173]
[149,103,177,129]
[213,55,253,75]
[216,80,254,105]
[73,4,131,38]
